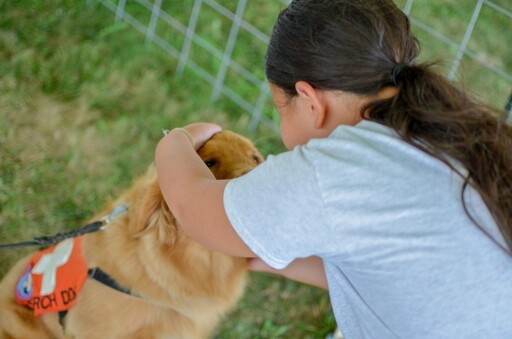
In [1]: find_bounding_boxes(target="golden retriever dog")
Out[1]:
[0,130,264,338]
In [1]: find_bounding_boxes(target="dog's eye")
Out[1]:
[252,155,261,164]
[204,159,217,168]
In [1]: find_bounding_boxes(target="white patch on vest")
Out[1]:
[31,239,74,296]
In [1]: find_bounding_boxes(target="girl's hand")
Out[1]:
[248,257,282,274]
[248,256,328,289]
[182,123,222,150]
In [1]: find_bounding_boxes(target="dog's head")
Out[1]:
[133,130,263,245]
[197,130,264,179]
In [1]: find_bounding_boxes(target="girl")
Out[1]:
[155,0,512,337]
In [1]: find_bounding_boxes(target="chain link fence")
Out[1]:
[87,0,512,128]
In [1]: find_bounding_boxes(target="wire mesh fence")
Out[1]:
[87,0,512,129]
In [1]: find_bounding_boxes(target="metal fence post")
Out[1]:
[146,0,162,44]
[448,0,484,80]
[505,92,512,123]
[177,0,202,75]
[115,0,126,23]
[212,0,247,101]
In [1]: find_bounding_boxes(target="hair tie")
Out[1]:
[391,63,410,86]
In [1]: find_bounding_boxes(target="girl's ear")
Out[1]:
[294,81,327,129]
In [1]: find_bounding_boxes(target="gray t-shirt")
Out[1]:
[224,120,512,338]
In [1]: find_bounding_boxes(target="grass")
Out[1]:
[0,0,510,338]
[0,1,326,338]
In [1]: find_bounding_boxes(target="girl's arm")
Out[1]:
[155,123,255,257]
[155,123,328,289]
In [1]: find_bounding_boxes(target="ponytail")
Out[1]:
[365,63,512,252]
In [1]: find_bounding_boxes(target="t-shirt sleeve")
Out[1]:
[224,146,331,269]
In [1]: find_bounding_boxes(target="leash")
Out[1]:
[0,203,129,250]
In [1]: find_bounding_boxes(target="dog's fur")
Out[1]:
[0,130,264,339]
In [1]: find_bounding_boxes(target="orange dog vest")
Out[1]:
[15,237,88,316]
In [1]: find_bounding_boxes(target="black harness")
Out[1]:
[88,267,134,296]
[58,266,139,326]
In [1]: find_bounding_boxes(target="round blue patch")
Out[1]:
[15,264,33,301]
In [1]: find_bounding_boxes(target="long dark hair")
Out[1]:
[265,0,512,252]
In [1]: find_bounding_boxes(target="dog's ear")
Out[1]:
[133,178,178,247]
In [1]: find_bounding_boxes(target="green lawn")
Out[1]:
[0,0,510,338]
[0,1,328,337]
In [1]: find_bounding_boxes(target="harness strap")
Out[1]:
[58,311,68,327]
[88,267,135,296]
[58,267,138,328]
